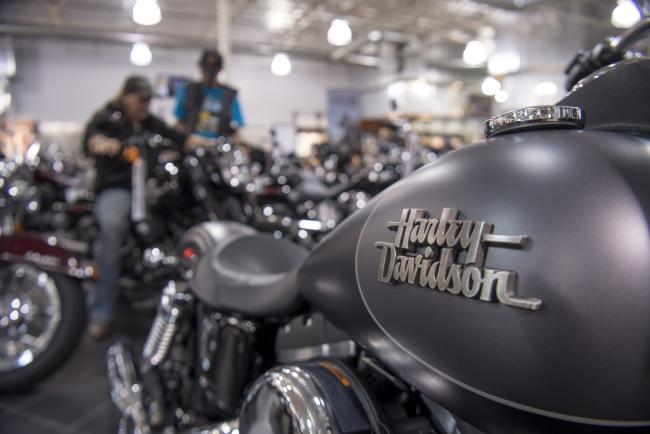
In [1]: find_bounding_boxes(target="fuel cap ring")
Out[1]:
[485,105,584,138]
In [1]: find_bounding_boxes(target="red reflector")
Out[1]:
[182,247,197,260]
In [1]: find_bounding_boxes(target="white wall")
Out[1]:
[8,37,364,148]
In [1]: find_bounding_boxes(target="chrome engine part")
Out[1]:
[141,280,192,367]
[241,365,334,433]
[238,362,389,434]
[106,342,150,434]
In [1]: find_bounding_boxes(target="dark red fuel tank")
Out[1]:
[298,129,650,433]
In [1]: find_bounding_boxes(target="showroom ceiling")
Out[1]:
[0,0,617,66]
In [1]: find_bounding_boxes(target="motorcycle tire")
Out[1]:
[0,266,87,393]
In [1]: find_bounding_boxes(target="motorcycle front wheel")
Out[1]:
[0,263,86,392]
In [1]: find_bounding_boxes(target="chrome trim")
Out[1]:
[241,365,337,434]
[484,105,584,138]
[377,208,542,311]
[222,314,257,334]
[142,281,191,366]
[131,157,147,223]
[0,252,95,279]
[106,342,150,434]
[0,264,62,372]
[278,340,358,363]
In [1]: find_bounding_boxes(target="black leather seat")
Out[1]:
[190,224,309,317]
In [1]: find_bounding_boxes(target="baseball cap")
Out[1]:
[121,75,153,98]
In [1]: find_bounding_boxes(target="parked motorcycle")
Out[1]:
[244,150,401,246]
[0,132,233,392]
[0,156,94,392]
[107,18,650,434]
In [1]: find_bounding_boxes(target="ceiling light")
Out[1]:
[411,77,434,97]
[478,26,495,39]
[368,30,382,42]
[481,77,501,96]
[133,0,161,26]
[328,19,352,46]
[267,8,293,32]
[271,52,292,76]
[487,52,520,76]
[387,81,407,99]
[534,81,558,96]
[463,40,488,66]
[494,90,508,103]
[130,42,152,66]
[611,0,641,29]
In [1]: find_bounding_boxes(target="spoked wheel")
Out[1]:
[0,263,86,392]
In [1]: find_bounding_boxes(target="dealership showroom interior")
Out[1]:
[2,0,650,433]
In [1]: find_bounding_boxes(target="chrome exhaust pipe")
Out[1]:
[106,342,150,434]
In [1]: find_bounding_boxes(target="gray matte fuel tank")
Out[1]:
[298,126,650,432]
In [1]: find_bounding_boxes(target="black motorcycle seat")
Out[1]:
[190,230,309,317]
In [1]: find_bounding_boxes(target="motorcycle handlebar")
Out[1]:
[565,17,650,90]
[614,17,650,53]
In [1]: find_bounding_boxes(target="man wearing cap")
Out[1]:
[82,75,205,339]
[174,49,245,139]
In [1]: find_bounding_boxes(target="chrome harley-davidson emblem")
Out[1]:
[375,208,542,311]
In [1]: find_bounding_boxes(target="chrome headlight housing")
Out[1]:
[239,362,387,434]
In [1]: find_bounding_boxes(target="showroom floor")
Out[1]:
[0,307,152,434]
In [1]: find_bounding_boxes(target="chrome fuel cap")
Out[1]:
[485,105,584,138]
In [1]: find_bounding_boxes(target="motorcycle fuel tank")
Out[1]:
[298,128,650,432]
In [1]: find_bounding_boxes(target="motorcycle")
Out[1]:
[0,156,94,392]
[108,19,650,434]
[245,150,401,246]
[188,141,399,247]
[0,132,232,392]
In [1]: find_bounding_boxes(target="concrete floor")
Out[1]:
[0,308,152,434]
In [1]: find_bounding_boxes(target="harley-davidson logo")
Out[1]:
[375,208,542,311]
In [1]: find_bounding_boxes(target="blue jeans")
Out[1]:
[89,188,131,322]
